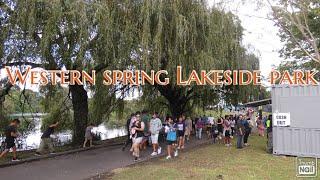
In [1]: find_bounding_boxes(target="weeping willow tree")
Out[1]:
[0,0,140,144]
[1,0,261,143]
[134,0,260,117]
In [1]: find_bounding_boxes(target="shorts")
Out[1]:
[151,134,159,144]
[184,128,191,136]
[177,130,185,137]
[85,135,93,140]
[167,140,176,145]
[4,141,15,150]
[225,130,231,137]
[132,137,143,144]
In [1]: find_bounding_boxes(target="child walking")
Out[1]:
[256,117,265,137]
[83,123,95,148]
[165,116,178,159]
[211,121,218,144]
[224,119,231,147]
[176,116,185,149]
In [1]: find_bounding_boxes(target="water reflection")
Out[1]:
[1,115,127,151]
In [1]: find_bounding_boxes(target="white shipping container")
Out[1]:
[272,85,320,157]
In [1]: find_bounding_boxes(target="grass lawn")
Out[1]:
[110,135,319,180]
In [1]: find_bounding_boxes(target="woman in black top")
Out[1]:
[131,114,145,161]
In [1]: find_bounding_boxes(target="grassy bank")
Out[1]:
[110,135,319,180]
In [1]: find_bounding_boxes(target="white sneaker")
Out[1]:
[174,150,178,157]
[151,152,157,156]
[11,158,21,162]
[157,147,162,154]
[177,146,181,150]
[166,156,172,160]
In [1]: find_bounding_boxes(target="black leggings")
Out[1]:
[231,127,235,136]
[123,133,132,149]
[244,131,250,144]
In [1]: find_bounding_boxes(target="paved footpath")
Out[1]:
[0,137,210,180]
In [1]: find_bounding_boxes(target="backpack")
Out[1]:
[167,130,177,141]
[166,124,177,141]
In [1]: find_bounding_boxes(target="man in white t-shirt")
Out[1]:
[149,112,163,156]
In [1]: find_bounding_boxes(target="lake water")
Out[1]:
[1,114,127,151]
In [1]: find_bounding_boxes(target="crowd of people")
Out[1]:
[122,110,273,161]
[0,110,273,162]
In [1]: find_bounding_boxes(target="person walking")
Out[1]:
[165,116,178,159]
[184,117,192,142]
[141,110,150,150]
[235,115,245,149]
[230,116,236,138]
[131,114,145,162]
[176,116,185,149]
[0,119,21,161]
[224,118,231,147]
[211,120,218,144]
[83,123,95,148]
[266,114,273,153]
[195,118,204,140]
[256,117,265,137]
[35,121,59,156]
[122,113,135,151]
[243,117,252,146]
[150,112,163,156]
[217,118,223,140]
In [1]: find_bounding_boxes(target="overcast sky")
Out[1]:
[208,0,284,84]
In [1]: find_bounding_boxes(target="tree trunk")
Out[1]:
[69,84,88,145]
[0,94,5,120]
[155,85,190,119]
[168,98,186,119]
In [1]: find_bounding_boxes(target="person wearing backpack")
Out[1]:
[165,116,178,160]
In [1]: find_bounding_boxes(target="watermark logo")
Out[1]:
[296,157,317,177]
